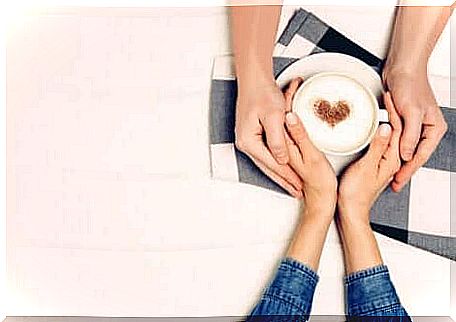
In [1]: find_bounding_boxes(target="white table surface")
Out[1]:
[6,5,455,319]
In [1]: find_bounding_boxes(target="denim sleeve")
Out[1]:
[345,265,412,321]
[247,257,319,322]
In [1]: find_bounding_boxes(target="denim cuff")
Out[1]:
[345,265,404,317]
[345,264,389,284]
[281,257,319,284]
[261,257,319,316]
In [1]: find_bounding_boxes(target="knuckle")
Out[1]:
[404,126,420,139]
[293,179,303,191]
[269,143,286,155]
[393,159,401,173]
[380,135,390,145]
[293,133,306,144]
[414,153,427,165]
[309,156,320,165]
[264,110,283,122]
[399,104,414,114]
[285,136,295,147]
[235,137,248,152]
[402,107,424,123]
[288,158,301,174]
[308,153,322,164]
[406,104,423,116]
[401,137,415,147]
[440,120,448,135]
[290,128,306,142]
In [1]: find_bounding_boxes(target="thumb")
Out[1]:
[365,124,392,163]
[400,110,422,161]
[284,78,303,112]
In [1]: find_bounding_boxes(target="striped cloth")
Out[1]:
[209,8,455,261]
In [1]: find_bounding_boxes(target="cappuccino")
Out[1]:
[292,73,377,155]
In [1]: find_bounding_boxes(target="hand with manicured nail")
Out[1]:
[285,111,338,219]
[338,92,402,221]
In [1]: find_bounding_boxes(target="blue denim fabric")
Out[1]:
[247,257,318,321]
[247,258,412,321]
[345,265,411,321]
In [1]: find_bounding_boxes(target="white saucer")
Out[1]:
[276,52,383,95]
[276,52,384,175]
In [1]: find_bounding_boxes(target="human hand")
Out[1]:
[338,92,402,223]
[383,67,447,192]
[235,78,304,198]
[285,111,338,218]
[284,110,337,270]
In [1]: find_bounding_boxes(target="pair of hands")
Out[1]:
[284,91,402,224]
[235,70,447,198]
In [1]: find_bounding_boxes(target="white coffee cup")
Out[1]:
[291,72,389,173]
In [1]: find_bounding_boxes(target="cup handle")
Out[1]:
[378,109,389,123]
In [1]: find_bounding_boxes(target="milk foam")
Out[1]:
[293,74,376,154]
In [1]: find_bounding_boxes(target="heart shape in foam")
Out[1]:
[313,98,351,127]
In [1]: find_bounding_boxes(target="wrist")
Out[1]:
[383,59,427,86]
[336,203,370,230]
[236,73,276,95]
[236,59,275,92]
[336,214,383,274]
[303,200,336,226]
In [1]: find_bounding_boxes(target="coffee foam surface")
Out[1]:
[293,74,375,154]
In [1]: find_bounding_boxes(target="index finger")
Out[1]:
[399,106,423,161]
[250,155,303,199]
[391,133,437,192]
[378,92,402,181]
[283,78,303,112]
[285,112,320,157]
[242,137,303,192]
[261,112,289,165]
[384,92,402,144]
[383,92,402,159]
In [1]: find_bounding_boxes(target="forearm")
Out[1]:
[385,5,453,73]
[230,4,282,90]
[249,204,333,318]
[337,213,410,318]
[287,208,333,272]
[336,213,383,275]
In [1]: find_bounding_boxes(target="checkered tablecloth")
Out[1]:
[209,8,455,261]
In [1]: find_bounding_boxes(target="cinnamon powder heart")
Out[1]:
[313,99,351,127]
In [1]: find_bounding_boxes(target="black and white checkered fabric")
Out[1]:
[209,8,456,261]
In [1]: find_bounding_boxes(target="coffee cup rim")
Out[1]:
[291,71,380,156]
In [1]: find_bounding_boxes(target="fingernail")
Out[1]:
[379,124,391,137]
[286,112,298,125]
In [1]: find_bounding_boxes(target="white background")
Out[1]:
[0,1,454,320]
